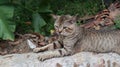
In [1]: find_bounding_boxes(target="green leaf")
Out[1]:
[0,6,14,19]
[39,7,52,13]
[0,19,14,41]
[38,0,52,13]
[0,0,10,4]
[0,6,15,41]
[38,5,52,13]
[32,13,46,33]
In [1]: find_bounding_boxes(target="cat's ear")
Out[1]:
[72,14,79,22]
[65,15,72,19]
[50,14,58,19]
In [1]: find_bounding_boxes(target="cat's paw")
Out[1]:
[33,48,41,53]
[38,54,50,61]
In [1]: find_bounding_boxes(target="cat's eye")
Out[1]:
[55,25,58,28]
[65,27,73,33]
[68,20,73,24]
[67,27,73,30]
[63,27,67,29]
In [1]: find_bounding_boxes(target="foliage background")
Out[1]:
[0,0,115,41]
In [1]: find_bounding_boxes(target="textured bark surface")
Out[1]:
[0,52,120,67]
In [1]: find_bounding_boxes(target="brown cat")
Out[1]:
[33,14,120,61]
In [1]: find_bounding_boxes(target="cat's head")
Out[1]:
[51,14,79,36]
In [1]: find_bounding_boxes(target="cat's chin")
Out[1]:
[61,34,72,37]
[60,34,67,36]
[60,32,71,36]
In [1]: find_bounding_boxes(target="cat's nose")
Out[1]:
[59,30,62,33]
[58,28,63,33]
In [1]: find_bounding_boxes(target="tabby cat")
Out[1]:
[33,14,120,61]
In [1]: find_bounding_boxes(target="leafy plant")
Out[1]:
[32,13,46,33]
[50,0,103,16]
[0,0,52,41]
[13,0,52,35]
[0,5,15,41]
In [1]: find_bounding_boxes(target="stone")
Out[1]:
[0,52,120,67]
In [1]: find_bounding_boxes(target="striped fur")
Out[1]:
[33,15,120,61]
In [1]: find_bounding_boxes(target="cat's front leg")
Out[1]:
[33,43,53,52]
[33,41,62,52]
[38,48,70,61]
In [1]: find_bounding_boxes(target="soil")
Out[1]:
[0,39,32,55]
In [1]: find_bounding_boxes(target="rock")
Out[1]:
[0,52,120,67]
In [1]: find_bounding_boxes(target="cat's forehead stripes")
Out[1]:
[58,15,66,25]
[54,15,65,26]
[55,15,72,26]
